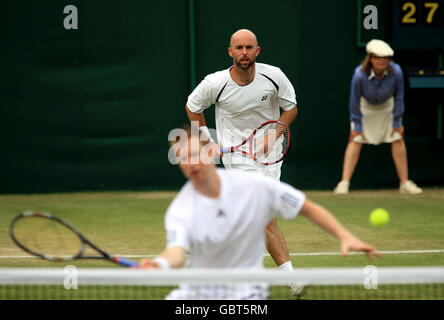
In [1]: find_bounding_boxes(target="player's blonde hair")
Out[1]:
[169,124,210,148]
[169,124,214,165]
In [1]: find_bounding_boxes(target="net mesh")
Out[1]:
[1,267,443,300]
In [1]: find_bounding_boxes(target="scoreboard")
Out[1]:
[358,0,444,49]
[393,0,444,49]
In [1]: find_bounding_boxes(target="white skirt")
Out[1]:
[351,96,403,145]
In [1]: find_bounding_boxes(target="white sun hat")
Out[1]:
[366,39,394,57]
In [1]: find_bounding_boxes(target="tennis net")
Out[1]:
[1,267,443,300]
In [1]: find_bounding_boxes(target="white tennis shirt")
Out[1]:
[164,169,305,269]
[186,63,297,173]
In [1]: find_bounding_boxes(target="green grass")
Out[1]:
[3,284,442,300]
[1,189,444,268]
[0,189,443,300]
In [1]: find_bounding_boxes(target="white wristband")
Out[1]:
[199,126,214,143]
[154,257,171,270]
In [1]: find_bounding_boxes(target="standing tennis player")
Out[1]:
[139,126,381,300]
[185,29,299,286]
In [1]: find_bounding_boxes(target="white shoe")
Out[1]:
[289,283,309,299]
[334,181,350,194]
[400,180,423,195]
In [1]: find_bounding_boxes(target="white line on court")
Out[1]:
[1,249,443,259]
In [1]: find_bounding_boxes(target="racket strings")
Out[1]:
[252,123,289,164]
[12,216,82,258]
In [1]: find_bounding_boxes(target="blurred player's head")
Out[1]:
[228,29,260,70]
[361,39,394,76]
[170,125,216,183]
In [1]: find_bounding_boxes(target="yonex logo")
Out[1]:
[261,95,268,101]
[217,209,226,218]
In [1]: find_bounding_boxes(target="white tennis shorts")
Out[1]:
[222,154,282,180]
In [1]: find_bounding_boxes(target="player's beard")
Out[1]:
[235,56,255,70]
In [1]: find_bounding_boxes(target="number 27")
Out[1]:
[401,1,439,24]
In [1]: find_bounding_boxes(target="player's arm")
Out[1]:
[257,105,297,151]
[299,199,382,260]
[186,104,220,157]
[159,246,187,268]
[258,106,297,148]
[139,246,187,269]
[279,106,298,127]
[186,105,207,127]
[186,105,214,142]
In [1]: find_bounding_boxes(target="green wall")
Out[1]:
[1,0,443,193]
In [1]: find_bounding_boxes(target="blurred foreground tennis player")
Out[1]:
[139,126,381,299]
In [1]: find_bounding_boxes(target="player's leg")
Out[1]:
[259,164,291,266]
[224,160,306,297]
[334,141,362,194]
[391,139,422,194]
[226,161,302,295]
[256,165,293,268]
[265,218,307,298]
[265,218,290,266]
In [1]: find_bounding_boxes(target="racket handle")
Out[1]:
[113,256,139,268]
[220,147,231,154]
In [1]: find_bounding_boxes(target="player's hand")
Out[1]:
[138,258,161,269]
[391,126,404,138]
[201,142,221,162]
[349,130,366,142]
[210,142,222,158]
[340,234,382,260]
[255,139,269,157]
[255,132,277,157]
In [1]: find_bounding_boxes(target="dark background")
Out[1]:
[1,0,443,193]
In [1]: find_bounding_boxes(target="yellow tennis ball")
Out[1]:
[370,208,390,227]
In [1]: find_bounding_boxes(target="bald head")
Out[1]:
[228,29,260,71]
[230,29,258,47]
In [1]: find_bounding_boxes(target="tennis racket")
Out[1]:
[220,120,290,165]
[10,211,139,268]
